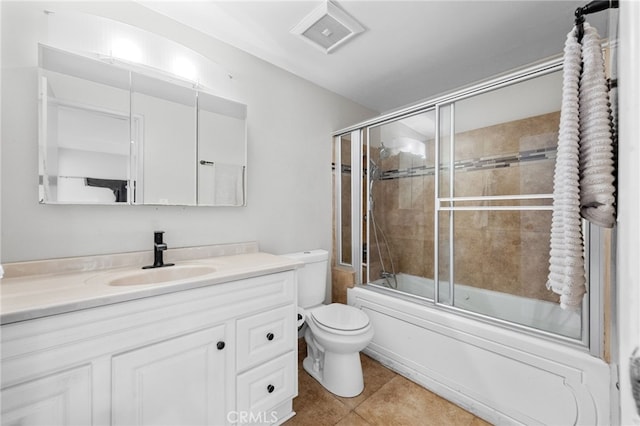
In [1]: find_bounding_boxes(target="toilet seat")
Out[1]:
[310,303,370,335]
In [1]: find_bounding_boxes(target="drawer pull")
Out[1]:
[266,332,274,341]
[217,341,225,350]
[267,384,275,393]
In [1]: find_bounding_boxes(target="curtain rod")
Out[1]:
[575,0,619,42]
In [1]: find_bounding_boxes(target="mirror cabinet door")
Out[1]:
[39,47,131,204]
[197,93,247,206]
[130,72,197,205]
[38,45,247,206]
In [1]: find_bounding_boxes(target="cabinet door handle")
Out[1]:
[217,341,225,350]
[266,332,274,341]
[267,384,275,393]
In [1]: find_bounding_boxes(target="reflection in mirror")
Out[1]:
[38,44,248,206]
[130,72,197,205]
[197,93,247,206]
[39,46,131,203]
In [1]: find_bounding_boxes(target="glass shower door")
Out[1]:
[436,70,583,339]
[365,110,436,296]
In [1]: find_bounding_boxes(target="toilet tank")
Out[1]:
[283,249,328,309]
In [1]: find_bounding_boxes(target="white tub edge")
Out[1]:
[349,285,612,425]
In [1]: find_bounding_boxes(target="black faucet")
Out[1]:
[142,231,175,269]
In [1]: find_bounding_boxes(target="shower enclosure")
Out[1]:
[335,58,613,348]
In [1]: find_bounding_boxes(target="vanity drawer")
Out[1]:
[236,351,296,420]
[237,305,295,371]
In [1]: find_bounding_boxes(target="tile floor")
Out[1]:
[285,339,492,426]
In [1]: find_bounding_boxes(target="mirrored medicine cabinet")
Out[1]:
[38,44,247,206]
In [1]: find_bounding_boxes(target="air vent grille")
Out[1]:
[291,1,364,54]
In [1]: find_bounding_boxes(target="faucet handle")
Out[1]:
[153,230,165,244]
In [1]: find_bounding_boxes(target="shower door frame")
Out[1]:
[335,57,610,356]
[335,130,363,284]
[433,92,590,350]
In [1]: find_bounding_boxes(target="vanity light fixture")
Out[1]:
[110,38,142,63]
[290,1,365,54]
[172,56,198,82]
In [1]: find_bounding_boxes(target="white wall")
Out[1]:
[617,1,640,423]
[0,0,3,265]
[0,1,375,262]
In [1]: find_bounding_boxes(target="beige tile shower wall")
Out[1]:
[452,211,555,303]
[332,265,356,305]
[373,112,560,303]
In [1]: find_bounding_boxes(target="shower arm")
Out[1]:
[575,0,619,42]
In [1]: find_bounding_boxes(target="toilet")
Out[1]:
[284,249,374,398]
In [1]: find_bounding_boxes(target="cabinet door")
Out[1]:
[1,365,92,426]
[112,325,227,426]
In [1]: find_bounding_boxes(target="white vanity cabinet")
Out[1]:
[1,269,298,426]
[1,364,93,425]
[111,325,228,426]
[236,305,297,423]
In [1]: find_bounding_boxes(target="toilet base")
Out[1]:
[302,351,364,398]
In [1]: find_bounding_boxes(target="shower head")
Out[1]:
[379,142,390,160]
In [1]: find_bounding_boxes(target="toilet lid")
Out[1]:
[310,303,370,332]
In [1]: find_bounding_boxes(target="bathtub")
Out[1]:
[348,278,612,425]
[370,273,581,339]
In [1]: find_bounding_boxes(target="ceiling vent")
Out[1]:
[291,1,364,54]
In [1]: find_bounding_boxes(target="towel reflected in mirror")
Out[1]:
[212,163,244,206]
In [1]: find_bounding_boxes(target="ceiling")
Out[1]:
[137,1,610,113]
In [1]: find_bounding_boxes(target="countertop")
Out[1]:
[1,244,301,325]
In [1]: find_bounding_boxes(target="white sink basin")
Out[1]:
[94,264,217,286]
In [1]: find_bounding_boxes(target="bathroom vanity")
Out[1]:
[0,243,300,426]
